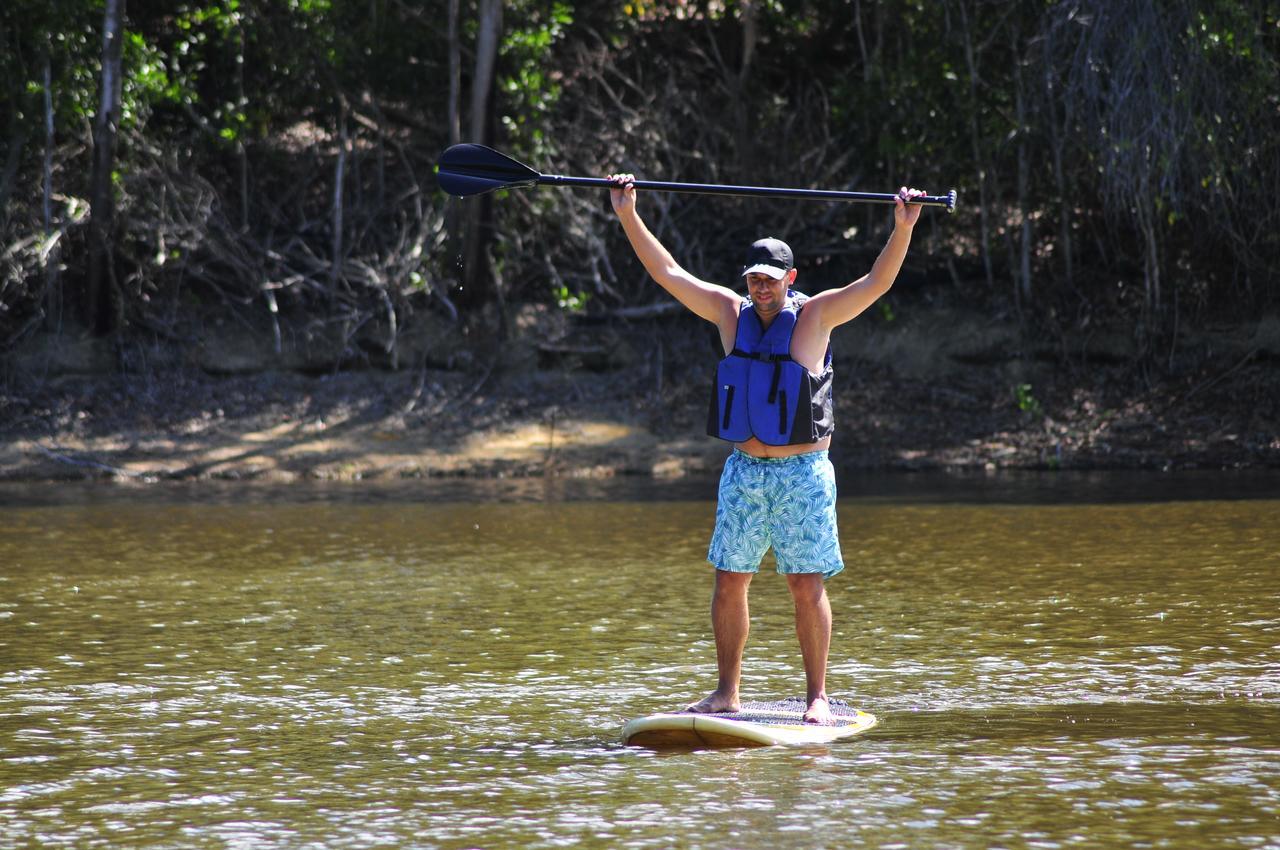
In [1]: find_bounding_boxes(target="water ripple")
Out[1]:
[1,494,1277,849]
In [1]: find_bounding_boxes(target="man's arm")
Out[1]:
[805,187,925,332]
[608,174,741,332]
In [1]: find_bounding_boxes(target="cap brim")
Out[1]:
[741,263,788,280]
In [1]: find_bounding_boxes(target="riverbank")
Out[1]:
[2,305,1277,484]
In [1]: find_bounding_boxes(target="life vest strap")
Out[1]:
[729,348,791,363]
[767,359,782,404]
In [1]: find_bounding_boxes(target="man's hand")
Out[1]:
[608,173,636,216]
[894,186,926,230]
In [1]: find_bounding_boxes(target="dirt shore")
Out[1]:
[2,305,1277,485]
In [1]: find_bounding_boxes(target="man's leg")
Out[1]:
[686,569,753,713]
[786,573,832,724]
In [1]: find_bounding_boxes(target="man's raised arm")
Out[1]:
[608,174,740,332]
[805,187,926,332]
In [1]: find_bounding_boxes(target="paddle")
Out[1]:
[437,143,957,213]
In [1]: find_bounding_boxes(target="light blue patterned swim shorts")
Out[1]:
[707,448,844,579]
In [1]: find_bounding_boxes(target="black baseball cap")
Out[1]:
[741,237,794,279]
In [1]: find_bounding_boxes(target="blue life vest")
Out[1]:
[707,292,834,446]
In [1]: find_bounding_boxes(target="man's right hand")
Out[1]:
[607,173,636,215]
[603,169,740,340]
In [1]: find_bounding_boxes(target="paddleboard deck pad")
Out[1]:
[622,697,877,749]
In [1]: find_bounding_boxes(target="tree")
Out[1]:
[455,0,504,325]
[85,0,126,334]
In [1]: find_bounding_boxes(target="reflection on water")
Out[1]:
[1,479,1277,849]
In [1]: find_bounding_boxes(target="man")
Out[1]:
[608,173,924,724]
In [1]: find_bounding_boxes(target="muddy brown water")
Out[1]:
[1,472,1278,849]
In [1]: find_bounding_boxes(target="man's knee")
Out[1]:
[785,572,827,604]
[713,569,753,599]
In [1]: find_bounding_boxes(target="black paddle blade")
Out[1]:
[437,143,541,197]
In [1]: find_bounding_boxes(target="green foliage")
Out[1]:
[1,0,1277,349]
[1015,384,1043,418]
[1,1,103,134]
[499,2,574,152]
[160,1,325,144]
[554,285,589,313]
[120,31,175,127]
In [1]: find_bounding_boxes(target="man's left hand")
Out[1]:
[894,187,926,229]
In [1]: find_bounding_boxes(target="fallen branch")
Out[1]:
[1179,349,1258,405]
[610,301,682,320]
[34,444,153,480]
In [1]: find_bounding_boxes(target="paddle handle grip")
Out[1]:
[541,174,957,213]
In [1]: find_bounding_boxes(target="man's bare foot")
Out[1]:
[684,690,740,714]
[802,695,833,725]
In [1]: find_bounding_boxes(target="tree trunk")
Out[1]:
[235,22,249,230]
[331,101,348,294]
[958,0,995,291]
[43,46,62,332]
[852,0,871,81]
[42,49,54,235]
[1041,23,1073,289]
[467,0,501,146]
[458,0,504,333]
[447,0,461,147]
[1014,49,1031,307]
[86,0,126,335]
[441,0,464,322]
[732,0,758,175]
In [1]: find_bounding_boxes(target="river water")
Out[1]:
[1,473,1278,849]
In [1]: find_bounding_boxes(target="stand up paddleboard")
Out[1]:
[622,697,877,749]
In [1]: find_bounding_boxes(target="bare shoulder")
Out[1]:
[798,273,878,331]
[797,286,840,322]
[696,280,742,322]
[711,285,746,348]
[668,273,742,329]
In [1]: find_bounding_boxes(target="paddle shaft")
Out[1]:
[437,144,957,211]
[541,173,954,210]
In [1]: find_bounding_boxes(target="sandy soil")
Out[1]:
[2,306,1277,485]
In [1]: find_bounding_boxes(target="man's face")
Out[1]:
[745,271,790,317]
